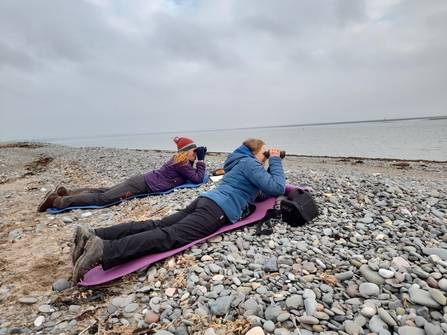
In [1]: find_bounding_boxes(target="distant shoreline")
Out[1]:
[256,115,447,130]
[1,141,446,164]
[7,115,447,143]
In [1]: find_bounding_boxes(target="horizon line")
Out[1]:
[8,114,447,143]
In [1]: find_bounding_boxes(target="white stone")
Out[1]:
[379,268,394,279]
[246,326,264,335]
[34,316,45,327]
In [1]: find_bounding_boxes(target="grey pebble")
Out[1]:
[263,320,275,332]
[423,248,447,261]
[409,287,442,309]
[52,279,71,292]
[210,296,232,316]
[360,265,386,285]
[335,271,354,281]
[377,308,397,326]
[398,326,425,335]
[124,303,139,313]
[359,283,380,296]
[18,298,37,304]
[369,314,389,333]
[38,305,53,313]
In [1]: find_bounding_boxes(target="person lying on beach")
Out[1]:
[37,136,207,212]
[71,138,286,283]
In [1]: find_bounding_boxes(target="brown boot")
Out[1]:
[71,225,95,265]
[59,187,94,196]
[73,236,104,284]
[37,191,58,212]
[55,185,68,196]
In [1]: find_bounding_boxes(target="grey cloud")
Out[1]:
[0,0,446,141]
[0,41,42,71]
[332,0,367,27]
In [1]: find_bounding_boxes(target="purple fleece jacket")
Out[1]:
[144,157,205,192]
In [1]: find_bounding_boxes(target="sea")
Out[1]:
[47,118,447,162]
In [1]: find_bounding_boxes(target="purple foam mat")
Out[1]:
[78,184,307,286]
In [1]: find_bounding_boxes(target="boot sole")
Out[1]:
[73,237,103,284]
[71,226,84,266]
[37,190,55,212]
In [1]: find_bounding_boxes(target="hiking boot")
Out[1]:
[73,236,104,284]
[59,187,94,196]
[55,185,68,196]
[37,191,58,212]
[71,225,95,265]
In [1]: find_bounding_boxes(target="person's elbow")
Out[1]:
[260,182,285,199]
[190,176,203,184]
[272,185,286,196]
[191,172,205,183]
[270,180,286,196]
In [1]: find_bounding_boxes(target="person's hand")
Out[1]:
[195,146,207,161]
[268,148,281,158]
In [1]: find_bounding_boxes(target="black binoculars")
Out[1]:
[194,147,207,153]
[264,150,286,159]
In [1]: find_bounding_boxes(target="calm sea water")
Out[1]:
[48,118,447,161]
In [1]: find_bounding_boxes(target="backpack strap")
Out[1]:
[255,207,281,235]
[241,203,257,220]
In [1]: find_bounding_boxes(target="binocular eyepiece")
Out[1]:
[264,150,286,159]
[194,147,207,153]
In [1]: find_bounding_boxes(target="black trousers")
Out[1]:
[56,174,151,208]
[95,197,230,270]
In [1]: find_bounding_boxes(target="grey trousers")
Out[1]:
[55,174,152,208]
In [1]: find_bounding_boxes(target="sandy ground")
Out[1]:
[0,141,445,331]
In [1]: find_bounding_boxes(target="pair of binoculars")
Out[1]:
[264,150,286,159]
[194,147,207,153]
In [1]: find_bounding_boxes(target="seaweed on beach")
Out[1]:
[23,155,53,176]
[0,142,43,149]
[391,162,411,169]
[51,286,116,310]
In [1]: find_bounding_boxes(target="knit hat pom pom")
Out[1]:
[173,136,197,152]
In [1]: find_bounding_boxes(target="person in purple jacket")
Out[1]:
[37,136,207,212]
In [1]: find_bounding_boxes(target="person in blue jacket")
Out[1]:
[72,138,286,283]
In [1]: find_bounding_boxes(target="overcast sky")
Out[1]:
[1,0,446,142]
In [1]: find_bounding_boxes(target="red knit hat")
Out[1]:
[173,136,197,152]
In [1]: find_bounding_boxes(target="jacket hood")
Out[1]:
[224,145,255,172]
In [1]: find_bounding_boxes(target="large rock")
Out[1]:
[409,287,442,309]
[210,296,232,316]
[360,265,385,285]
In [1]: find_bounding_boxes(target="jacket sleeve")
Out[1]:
[245,157,285,199]
[176,161,206,184]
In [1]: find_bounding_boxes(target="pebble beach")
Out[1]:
[0,141,446,335]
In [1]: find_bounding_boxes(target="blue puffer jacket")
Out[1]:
[200,145,286,223]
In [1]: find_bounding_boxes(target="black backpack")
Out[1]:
[255,188,319,235]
